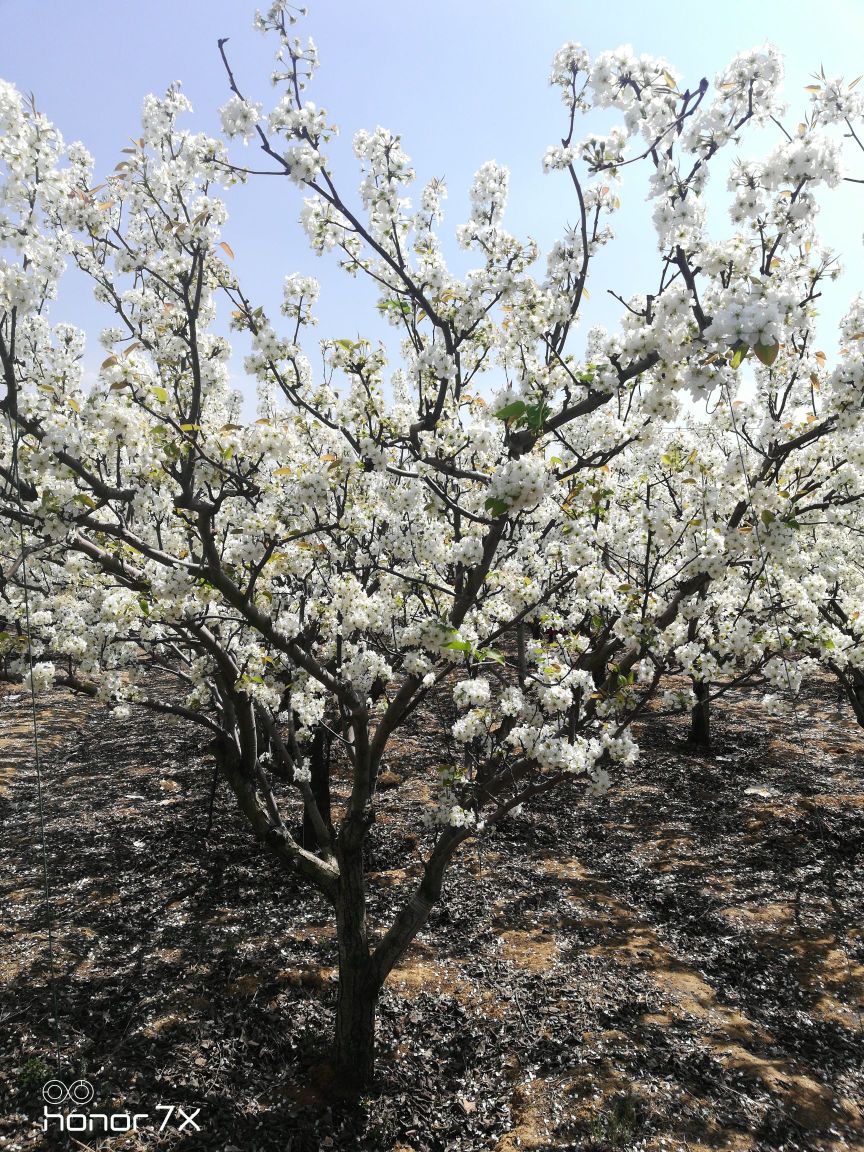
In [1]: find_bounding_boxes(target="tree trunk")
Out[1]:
[838,668,864,729]
[689,678,711,745]
[302,726,332,850]
[333,955,379,1086]
[332,838,379,1087]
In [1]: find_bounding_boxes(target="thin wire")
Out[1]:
[5,413,62,1073]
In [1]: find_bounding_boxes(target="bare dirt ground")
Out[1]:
[1,674,862,1151]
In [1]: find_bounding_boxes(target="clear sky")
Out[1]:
[2,0,863,399]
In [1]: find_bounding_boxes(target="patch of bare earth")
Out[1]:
[0,671,862,1149]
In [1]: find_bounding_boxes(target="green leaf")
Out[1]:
[525,402,550,432]
[494,401,527,422]
[760,509,776,526]
[378,297,412,317]
[444,639,472,653]
[484,497,510,517]
[730,343,750,370]
[477,647,505,664]
[152,386,169,404]
[753,341,780,367]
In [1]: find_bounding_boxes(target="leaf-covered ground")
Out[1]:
[1,674,862,1151]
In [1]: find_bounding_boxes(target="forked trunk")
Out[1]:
[330,820,458,1086]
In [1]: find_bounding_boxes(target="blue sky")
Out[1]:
[3,0,863,399]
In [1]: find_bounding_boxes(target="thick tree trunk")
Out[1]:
[689,678,711,745]
[332,838,379,1086]
[333,955,379,1086]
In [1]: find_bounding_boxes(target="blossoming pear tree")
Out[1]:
[3,1,864,1084]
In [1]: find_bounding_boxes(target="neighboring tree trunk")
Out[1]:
[302,726,332,851]
[835,665,864,729]
[689,678,711,745]
[687,588,710,746]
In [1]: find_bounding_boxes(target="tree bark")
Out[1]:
[332,834,379,1086]
[333,953,379,1087]
[689,678,711,746]
[838,667,864,729]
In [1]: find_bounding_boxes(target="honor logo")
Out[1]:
[40,1079,201,1134]
[42,1079,95,1106]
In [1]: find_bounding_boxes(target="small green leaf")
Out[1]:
[753,341,780,367]
[760,509,776,526]
[152,386,169,404]
[494,401,527,422]
[445,639,472,653]
[525,402,550,432]
[477,647,505,664]
[730,343,750,370]
[484,497,510,517]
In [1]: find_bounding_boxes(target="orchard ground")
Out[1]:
[0,673,862,1152]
